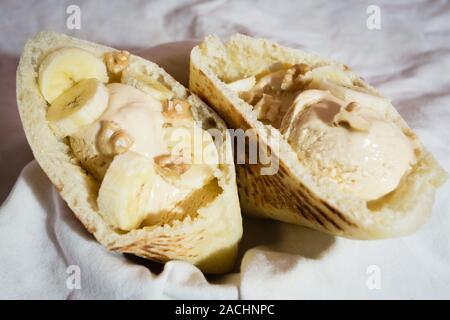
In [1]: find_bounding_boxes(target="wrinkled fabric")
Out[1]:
[0,0,449,299]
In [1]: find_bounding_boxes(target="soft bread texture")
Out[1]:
[17,31,242,273]
[190,34,448,239]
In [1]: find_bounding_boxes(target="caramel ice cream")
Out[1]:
[229,63,419,202]
[282,90,417,201]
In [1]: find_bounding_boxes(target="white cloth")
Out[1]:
[1,0,449,299]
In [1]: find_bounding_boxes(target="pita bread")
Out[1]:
[16,31,242,273]
[190,34,447,239]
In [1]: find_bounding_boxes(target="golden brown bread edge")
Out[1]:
[16,31,242,274]
[189,34,448,239]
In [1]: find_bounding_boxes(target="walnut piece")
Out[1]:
[333,102,370,132]
[281,63,311,91]
[345,101,360,112]
[97,120,134,156]
[254,94,281,123]
[104,50,130,79]
[162,99,193,122]
[239,90,263,105]
[292,63,311,75]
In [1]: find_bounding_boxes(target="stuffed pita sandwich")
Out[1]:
[190,34,447,239]
[16,32,242,273]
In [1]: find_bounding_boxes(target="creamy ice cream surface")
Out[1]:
[282,90,417,201]
[72,83,167,159]
[228,63,419,202]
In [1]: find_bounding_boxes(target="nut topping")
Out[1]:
[293,63,311,75]
[162,99,192,122]
[254,94,281,123]
[97,120,134,156]
[281,63,311,91]
[239,90,263,105]
[104,50,130,79]
[345,101,360,112]
[333,102,370,132]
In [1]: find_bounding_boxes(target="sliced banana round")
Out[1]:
[39,47,108,103]
[98,151,155,231]
[121,69,174,101]
[156,125,219,190]
[46,78,109,138]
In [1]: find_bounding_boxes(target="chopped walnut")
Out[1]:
[281,69,296,90]
[154,154,190,176]
[293,63,311,75]
[352,77,366,88]
[104,50,130,79]
[162,99,193,122]
[97,120,134,156]
[110,131,134,154]
[281,63,311,91]
[254,94,281,123]
[239,90,263,105]
[333,102,370,132]
[345,101,360,112]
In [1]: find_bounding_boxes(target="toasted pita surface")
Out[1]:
[190,34,447,239]
[17,31,242,273]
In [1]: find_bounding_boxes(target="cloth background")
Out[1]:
[0,0,449,299]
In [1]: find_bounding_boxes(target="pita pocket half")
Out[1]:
[17,31,242,274]
[190,34,447,239]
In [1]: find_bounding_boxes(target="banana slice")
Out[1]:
[179,128,220,189]
[39,47,108,103]
[227,76,256,92]
[98,151,155,231]
[157,125,219,189]
[166,125,219,167]
[46,78,109,138]
[121,69,174,101]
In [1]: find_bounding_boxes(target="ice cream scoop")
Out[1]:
[282,90,417,201]
[69,83,168,179]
